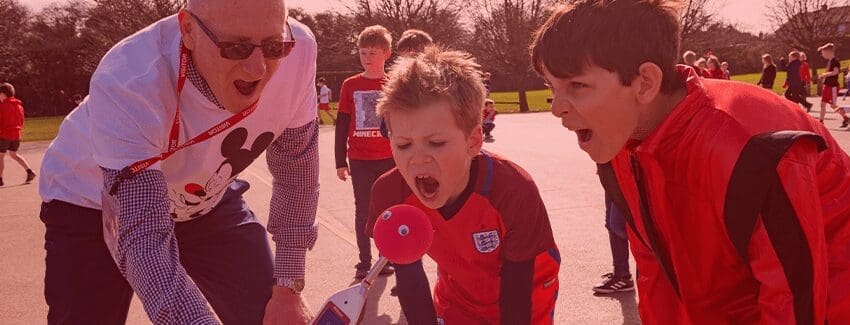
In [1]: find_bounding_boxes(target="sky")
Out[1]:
[23,0,774,34]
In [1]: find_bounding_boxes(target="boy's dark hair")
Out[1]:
[530,0,685,94]
[0,83,15,97]
[317,77,326,83]
[396,29,434,54]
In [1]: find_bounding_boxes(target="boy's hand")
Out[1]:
[337,167,350,181]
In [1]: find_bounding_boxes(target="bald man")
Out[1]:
[38,0,318,323]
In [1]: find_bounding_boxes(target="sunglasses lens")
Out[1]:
[221,43,255,60]
[262,41,285,59]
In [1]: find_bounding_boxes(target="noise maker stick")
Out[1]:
[312,257,389,325]
[313,204,432,325]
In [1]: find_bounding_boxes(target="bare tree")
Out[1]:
[680,0,718,44]
[469,0,554,112]
[349,0,467,50]
[767,0,850,55]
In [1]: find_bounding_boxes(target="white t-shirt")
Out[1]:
[319,85,331,104]
[39,14,318,221]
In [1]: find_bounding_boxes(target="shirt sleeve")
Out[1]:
[102,168,218,324]
[266,120,320,279]
[337,80,353,114]
[87,59,172,171]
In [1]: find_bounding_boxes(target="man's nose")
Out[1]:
[241,48,267,79]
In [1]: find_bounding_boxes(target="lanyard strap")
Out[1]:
[109,45,258,195]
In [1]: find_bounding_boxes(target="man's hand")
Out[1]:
[336,167,350,181]
[263,286,312,325]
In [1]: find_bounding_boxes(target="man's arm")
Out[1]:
[102,168,218,324]
[266,120,320,281]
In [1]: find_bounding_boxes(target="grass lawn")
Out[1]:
[22,116,64,142]
[24,62,850,139]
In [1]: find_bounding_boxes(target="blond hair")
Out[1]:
[378,47,485,134]
[357,25,392,50]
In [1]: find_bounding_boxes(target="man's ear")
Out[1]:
[468,125,484,156]
[178,9,196,51]
[633,62,664,105]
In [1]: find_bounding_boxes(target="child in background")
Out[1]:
[720,61,731,80]
[0,82,36,186]
[316,77,335,125]
[482,99,497,142]
[334,25,397,279]
[818,43,849,127]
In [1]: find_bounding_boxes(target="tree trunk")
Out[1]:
[517,78,529,112]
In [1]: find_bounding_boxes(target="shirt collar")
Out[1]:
[185,54,227,111]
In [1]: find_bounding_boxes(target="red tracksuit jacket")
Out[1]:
[600,66,850,324]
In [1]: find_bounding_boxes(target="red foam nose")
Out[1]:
[373,204,433,264]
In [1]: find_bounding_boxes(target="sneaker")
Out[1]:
[354,262,370,280]
[379,264,395,276]
[592,273,634,294]
[842,118,849,128]
[26,170,36,183]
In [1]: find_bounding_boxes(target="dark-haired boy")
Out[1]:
[531,1,850,323]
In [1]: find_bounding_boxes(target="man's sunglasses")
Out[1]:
[188,11,296,60]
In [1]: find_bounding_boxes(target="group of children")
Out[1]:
[757,45,850,127]
[328,0,850,323]
[682,50,731,80]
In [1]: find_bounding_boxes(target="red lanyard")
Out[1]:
[109,45,258,195]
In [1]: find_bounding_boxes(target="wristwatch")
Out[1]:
[276,278,305,294]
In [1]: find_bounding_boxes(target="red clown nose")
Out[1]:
[373,204,433,264]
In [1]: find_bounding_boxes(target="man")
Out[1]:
[38,0,318,323]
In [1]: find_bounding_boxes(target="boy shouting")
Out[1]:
[532,1,850,323]
[368,48,560,324]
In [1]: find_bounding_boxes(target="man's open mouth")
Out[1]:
[234,80,260,96]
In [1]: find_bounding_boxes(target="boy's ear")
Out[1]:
[634,62,663,105]
[467,124,484,156]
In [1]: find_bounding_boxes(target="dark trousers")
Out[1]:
[605,193,630,277]
[40,180,273,324]
[785,84,812,108]
[483,122,495,137]
[349,158,396,266]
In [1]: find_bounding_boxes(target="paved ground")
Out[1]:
[2,99,849,324]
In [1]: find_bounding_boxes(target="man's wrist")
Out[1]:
[275,278,305,294]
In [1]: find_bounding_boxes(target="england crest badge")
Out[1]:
[472,230,500,253]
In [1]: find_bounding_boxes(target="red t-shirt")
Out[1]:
[368,151,560,324]
[338,74,392,160]
[0,97,24,140]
